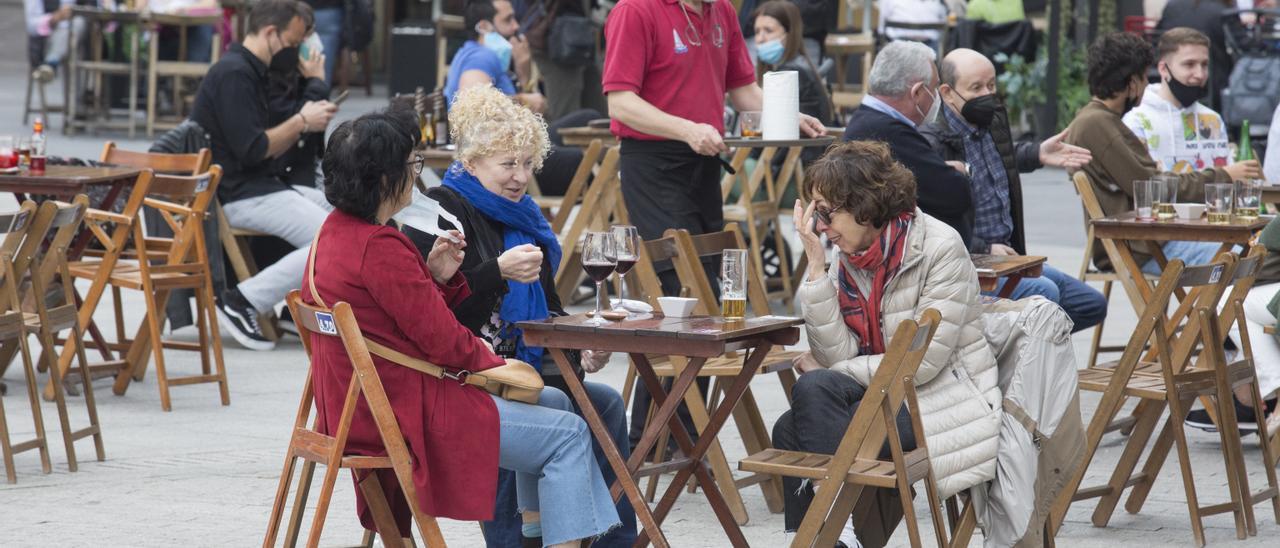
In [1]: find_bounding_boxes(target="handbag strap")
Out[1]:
[305,231,493,389]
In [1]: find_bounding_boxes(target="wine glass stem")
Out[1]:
[595,280,606,316]
[620,277,628,304]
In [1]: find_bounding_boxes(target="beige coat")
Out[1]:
[798,210,1001,498]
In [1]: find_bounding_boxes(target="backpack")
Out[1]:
[1221,54,1280,136]
[548,13,595,66]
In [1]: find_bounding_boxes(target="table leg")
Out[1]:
[631,353,749,548]
[997,275,1022,299]
[668,355,751,525]
[546,349,669,548]
[622,355,706,482]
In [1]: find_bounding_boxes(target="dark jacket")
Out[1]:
[843,104,975,248]
[919,104,1040,254]
[403,185,582,377]
[267,72,329,188]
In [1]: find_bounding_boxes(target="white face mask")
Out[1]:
[915,84,941,123]
[393,188,465,243]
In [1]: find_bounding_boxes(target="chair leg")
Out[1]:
[0,399,14,483]
[195,285,212,376]
[306,459,345,545]
[1092,401,1164,526]
[41,323,79,471]
[357,471,406,548]
[70,320,106,462]
[201,279,231,406]
[264,452,300,548]
[1215,384,1253,538]
[284,460,319,547]
[621,360,637,416]
[17,334,52,475]
[141,289,174,412]
[1168,394,1209,547]
[1087,280,1113,369]
[24,74,34,126]
[1249,378,1280,526]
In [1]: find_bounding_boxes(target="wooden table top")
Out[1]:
[0,165,142,194]
[1091,211,1268,243]
[971,254,1046,278]
[420,148,456,169]
[824,33,875,51]
[520,313,802,357]
[557,126,616,147]
[723,136,836,148]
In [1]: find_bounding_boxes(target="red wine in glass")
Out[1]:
[582,261,616,282]
[613,257,637,275]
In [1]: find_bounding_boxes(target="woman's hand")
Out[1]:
[794,351,823,375]
[581,349,611,373]
[498,244,543,283]
[426,230,466,283]
[793,200,827,281]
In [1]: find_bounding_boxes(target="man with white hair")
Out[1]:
[842,40,975,247]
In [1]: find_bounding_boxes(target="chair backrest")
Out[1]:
[1160,254,1241,372]
[554,146,622,280]
[134,166,223,267]
[25,197,90,324]
[0,202,39,314]
[100,141,211,175]
[549,138,605,233]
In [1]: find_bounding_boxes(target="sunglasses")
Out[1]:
[406,154,425,176]
[814,204,841,226]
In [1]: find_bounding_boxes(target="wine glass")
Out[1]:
[610,225,640,314]
[581,231,616,324]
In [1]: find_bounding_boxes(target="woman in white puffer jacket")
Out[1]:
[775,141,1001,546]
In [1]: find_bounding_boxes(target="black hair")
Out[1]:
[1086,32,1155,100]
[323,110,422,224]
[247,0,308,35]
[464,0,499,40]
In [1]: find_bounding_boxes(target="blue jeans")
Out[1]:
[1141,240,1223,275]
[985,263,1108,332]
[491,388,621,546]
[486,381,635,547]
[312,7,343,83]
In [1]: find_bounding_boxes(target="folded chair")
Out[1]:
[1052,255,1280,546]
[264,290,447,548]
[25,197,106,473]
[0,202,49,483]
[553,146,624,302]
[739,309,948,547]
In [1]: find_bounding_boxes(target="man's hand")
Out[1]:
[683,122,727,156]
[299,100,337,132]
[426,230,467,283]
[498,244,543,283]
[1224,160,1263,181]
[300,49,326,81]
[517,93,547,114]
[799,113,825,138]
[581,350,612,373]
[793,200,827,281]
[509,34,531,76]
[945,160,968,175]
[988,243,1017,256]
[1039,129,1092,169]
[794,351,823,375]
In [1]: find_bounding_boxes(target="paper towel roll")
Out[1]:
[762,71,799,141]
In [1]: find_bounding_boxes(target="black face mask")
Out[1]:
[269,33,299,74]
[1163,68,1207,108]
[1122,87,1141,114]
[958,92,998,128]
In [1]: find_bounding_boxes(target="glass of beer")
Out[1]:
[16,137,30,168]
[1235,179,1262,221]
[1205,183,1233,224]
[1153,174,1178,221]
[720,249,748,320]
[739,111,762,138]
[1133,179,1157,221]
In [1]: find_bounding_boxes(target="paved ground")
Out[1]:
[2,3,1280,545]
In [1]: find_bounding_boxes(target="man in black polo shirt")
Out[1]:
[192,0,336,351]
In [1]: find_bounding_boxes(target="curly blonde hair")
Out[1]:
[449,85,551,170]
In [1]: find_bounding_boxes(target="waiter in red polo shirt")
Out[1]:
[603,0,823,294]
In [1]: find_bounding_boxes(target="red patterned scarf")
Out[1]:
[837,212,914,355]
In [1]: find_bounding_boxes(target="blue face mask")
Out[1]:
[482,31,513,71]
[757,39,785,65]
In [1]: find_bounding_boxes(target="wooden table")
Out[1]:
[557,126,616,148]
[1260,184,1280,210]
[66,7,144,137]
[971,253,1047,297]
[421,148,456,170]
[520,313,802,548]
[0,165,141,201]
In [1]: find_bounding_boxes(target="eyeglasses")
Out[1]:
[814,204,841,226]
[406,154,425,175]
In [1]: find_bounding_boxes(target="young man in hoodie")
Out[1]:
[1122,28,1232,174]
[1064,32,1261,275]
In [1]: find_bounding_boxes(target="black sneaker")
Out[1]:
[277,306,299,338]
[1185,398,1260,434]
[217,288,276,351]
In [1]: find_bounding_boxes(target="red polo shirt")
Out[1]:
[602,0,755,140]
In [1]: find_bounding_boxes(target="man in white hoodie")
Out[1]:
[1123,28,1233,174]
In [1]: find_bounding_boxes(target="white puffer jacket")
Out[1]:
[798,210,1001,498]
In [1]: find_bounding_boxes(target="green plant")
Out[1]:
[996,42,1090,134]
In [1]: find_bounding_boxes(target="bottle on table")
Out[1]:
[1235,120,1263,219]
[432,88,449,148]
[30,118,47,175]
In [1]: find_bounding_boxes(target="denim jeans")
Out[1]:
[312,7,343,84]
[985,263,1108,332]
[485,380,636,547]
[491,388,621,546]
[221,186,331,313]
[1141,240,1223,275]
[771,369,916,541]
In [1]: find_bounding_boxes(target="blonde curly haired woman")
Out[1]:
[403,85,635,547]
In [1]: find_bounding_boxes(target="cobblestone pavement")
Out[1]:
[1,2,1279,545]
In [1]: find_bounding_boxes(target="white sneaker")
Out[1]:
[837,520,862,548]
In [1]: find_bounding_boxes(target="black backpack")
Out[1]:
[548,13,596,66]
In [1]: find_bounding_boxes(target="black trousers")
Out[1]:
[772,369,917,547]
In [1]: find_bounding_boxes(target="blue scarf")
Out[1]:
[442,162,562,370]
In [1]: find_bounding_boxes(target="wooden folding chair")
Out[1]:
[100,141,210,175]
[264,291,447,548]
[532,138,605,233]
[24,197,106,473]
[740,309,949,547]
[67,168,229,411]
[45,170,156,402]
[0,202,50,483]
[720,144,806,304]
[1052,256,1279,546]
[553,146,624,302]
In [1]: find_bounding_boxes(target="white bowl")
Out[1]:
[657,297,698,318]
[1173,202,1206,220]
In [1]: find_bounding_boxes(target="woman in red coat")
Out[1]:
[301,110,619,545]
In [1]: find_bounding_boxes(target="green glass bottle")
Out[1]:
[1238,120,1254,162]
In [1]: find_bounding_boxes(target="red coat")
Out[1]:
[301,210,504,532]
